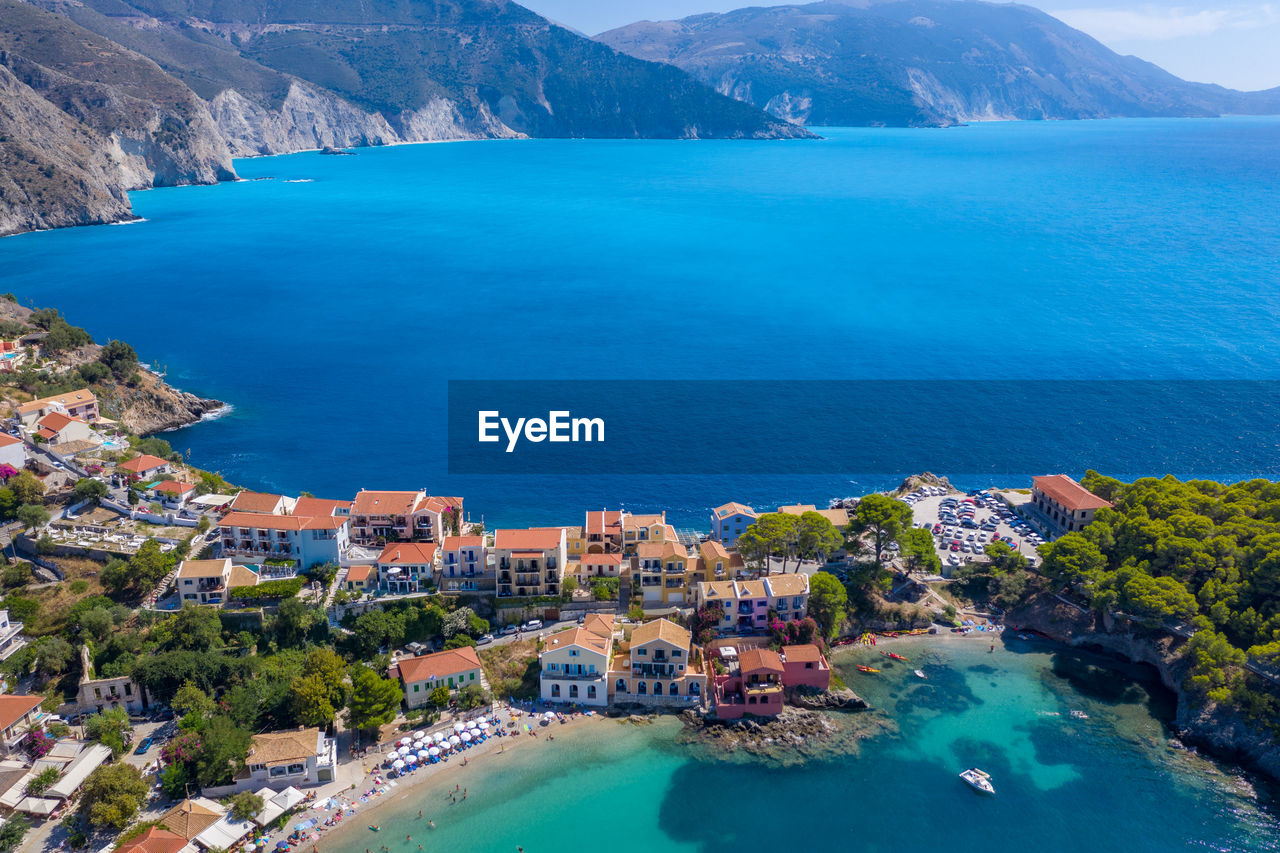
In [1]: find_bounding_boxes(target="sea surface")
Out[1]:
[4,119,1280,525]
[323,639,1280,852]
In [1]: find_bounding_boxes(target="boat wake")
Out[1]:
[283,178,314,183]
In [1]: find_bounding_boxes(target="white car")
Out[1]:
[521,620,543,632]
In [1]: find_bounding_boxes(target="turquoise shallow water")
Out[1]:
[4,120,1280,524]
[333,640,1278,853]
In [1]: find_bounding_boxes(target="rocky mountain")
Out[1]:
[598,0,1280,127]
[0,0,808,236]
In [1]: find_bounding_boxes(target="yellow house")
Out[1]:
[634,541,698,606]
[563,525,585,558]
[608,618,705,706]
[622,513,671,553]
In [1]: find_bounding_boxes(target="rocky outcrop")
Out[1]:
[677,706,895,764]
[95,369,225,435]
[1007,594,1280,783]
[790,686,869,711]
[0,64,133,235]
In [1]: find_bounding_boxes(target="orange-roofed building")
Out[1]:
[780,644,831,690]
[395,647,483,708]
[540,625,613,706]
[634,540,699,606]
[117,826,189,853]
[0,694,45,753]
[494,528,566,598]
[344,564,377,594]
[117,454,171,479]
[350,490,463,546]
[13,388,98,427]
[34,411,95,445]
[1031,475,1112,537]
[607,618,705,707]
[573,552,624,582]
[0,433,26,471]
[229,491,295,515]
[217,509,350,569]
[715,648,785,719]
[376,542,437,595]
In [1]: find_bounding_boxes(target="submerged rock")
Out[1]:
[790,686,870,711]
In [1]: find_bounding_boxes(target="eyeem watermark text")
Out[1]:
[478,410,605,452]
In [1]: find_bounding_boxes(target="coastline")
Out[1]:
[283,708,607,853]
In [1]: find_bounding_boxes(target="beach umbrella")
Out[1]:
[433,732,445,743]
[449,735,462,746]
[277,842,291,850]
[417,750,429,759]
[413,730,426,740]
[413,740,425,749]
[405,753,418,764]
[453,722,465,732]
[399,736,411,746]
[478,721,490,729]
[461,731,472,742]
[428,747,440,757]
[543,711,556,720]
[392,759,405,769]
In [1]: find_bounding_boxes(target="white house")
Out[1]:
[394,647,483,709]
[0,435,27,471]
[539,615,615,707]
[242,728,337,788]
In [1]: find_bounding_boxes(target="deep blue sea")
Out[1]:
[4,119,1280,526]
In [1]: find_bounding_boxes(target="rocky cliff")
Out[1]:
[1007,594,1280,783]
[96,369,226,435]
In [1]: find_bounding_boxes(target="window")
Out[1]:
[637,649,647,656]
[414,684,420,692]
[672,650,682,658]
[690,682,700,695]
[653,682,663,696]
[569,684,579,698]
[587,685,596,699]
[551,684,561,698]
[670,683,678,696]
[615,679,627,693]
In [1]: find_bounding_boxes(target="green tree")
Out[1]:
[72,478,108,504]
[807,571,848,638]
[428,686,450,709]
[796,511,843,567]
[172,681,218,721]
[1039,533,1108,594]
[25,766,60,796]
[84,707,132,757]
[79,764,148,830]
[15,503,48,532]
[77,607,113,642]
[457,684,488,710]
[194,715,252,787]
[849,494,913,564]
[160,605,223,652]
[129,538,175,589]
[0,814,28,852]
[737,513,799,572]
[229,791,265,822]
[289,647,348,727]
[9,471,43,506]
[275,597,324,647]
[443,635,476,650]
[346,664,403,731]
[99,340,138,379]
[900,527,941,573]
[99,558,133,596]
[31,636,74,675]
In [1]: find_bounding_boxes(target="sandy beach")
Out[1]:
[269,706,608,853]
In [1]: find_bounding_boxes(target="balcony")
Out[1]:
[544,572,558,583]
[745,681,782,694]
[543,668,604,680]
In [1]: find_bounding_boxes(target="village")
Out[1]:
[0,386,1117,853]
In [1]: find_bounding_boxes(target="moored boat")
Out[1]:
[881,651,909,662]
[959,768,995,795]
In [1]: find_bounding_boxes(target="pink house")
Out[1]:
[780,644,831,690]
[714,648,786,719]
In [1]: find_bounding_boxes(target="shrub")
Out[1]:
[229,578,304,600]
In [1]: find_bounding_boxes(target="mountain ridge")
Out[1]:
[597,0,1280,127]
[0,0,810,236]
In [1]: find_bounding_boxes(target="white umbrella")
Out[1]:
[399,737,411,746]
[428,747,440,757]
[449,735,462,746]
[405,753,418,764]
[453,722,465,732]
[478,721,490,730]
[398,746,412,756]
[413,740,425,749]
[417,750,429,759]
[413,730,426,740]
[392,759,405,769]
[543,711,556,720]
[460,731,472,742]
[432,732,445,743]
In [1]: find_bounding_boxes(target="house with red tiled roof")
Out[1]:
[116,826,189,853]
[349,490,463,546]
[217,510,350,569]
[608,618,705,707]
[714,648,784,719]
[0,694,44,754]
[1031,475,1112,537]
[0,434,26,471]
[117,454,171,480]
[13,389,98,427]
[394,647,483,708]
[344,564,377,594]
[229,491,295,515]
[493,528,566,598]
[34,411,95,446]
[151,480,196,509]
[375,542,437,595]
[540,623,614,707]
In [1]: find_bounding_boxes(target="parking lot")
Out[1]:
[901,487,1044,572]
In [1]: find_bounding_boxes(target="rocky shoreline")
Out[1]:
[1007,593,1280,784]
[102,369,227,435]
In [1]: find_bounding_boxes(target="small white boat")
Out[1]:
[959,768,995,795]
[914,669,926,679]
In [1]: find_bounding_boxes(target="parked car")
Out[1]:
[521,620,544,632]
[500,625,519,635]
[134,737,154,755]
[476,633,494,646]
